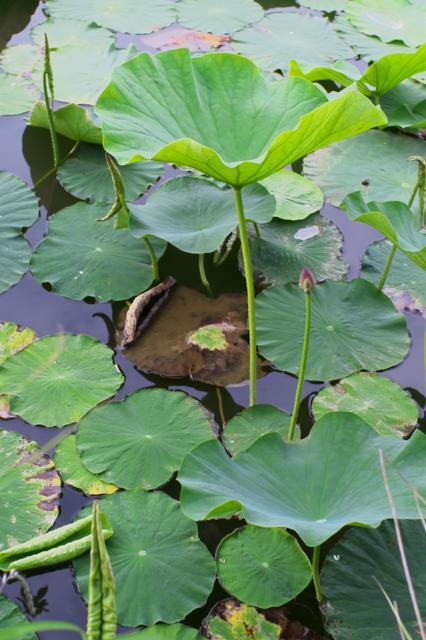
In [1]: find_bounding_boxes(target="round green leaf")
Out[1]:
[322,520,426,640]
[96,49,385,187]
[0,44,39,76]
[361,240,426,316]
[0,596,36,639]
[297,0,346,10]
[58,144,163,203]
[77,388,214,490]
[346,0,426,48]
[179,412,426,546]
[246,214,347,288]
[217,525,312,607]
[380,79,426,129]
[31,202,166,302]
[73,489,216,626]
[312,372,418,437]
[0,334,123,427]
[0,73,37,115]
[32,18,115,48]
[0,429,60,549]
[124,625,200,640]
[256,279,409,381]
[232,12,353,73]
[0,172,39,294]
[260,169,323,221]
[129,177,275,253]
[177,0,264,35]
[223,405,291,456]
[53,434,118,495]
[303,129,425,210]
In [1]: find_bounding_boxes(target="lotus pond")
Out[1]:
[0,0,425,638]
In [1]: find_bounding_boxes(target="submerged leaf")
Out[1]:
[202,599,281,639]
[223,405,291,456]
[177,0,264,35]
[29,101,102,144]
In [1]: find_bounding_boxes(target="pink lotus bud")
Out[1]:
[299,268,314,293]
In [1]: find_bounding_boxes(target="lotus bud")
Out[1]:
[299,268,314,293]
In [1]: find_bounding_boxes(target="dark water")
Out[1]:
[0,2,424,638]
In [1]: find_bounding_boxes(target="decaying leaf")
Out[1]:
[116,286,265,386]
[141,24,231,52]
[0,323,36,419]
[202,599,281,639]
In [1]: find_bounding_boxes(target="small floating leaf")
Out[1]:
[223,405,291,456]
[202,599,281,639]
[177,0,264,35]
[260,169,323,222]
[29,101,102,144]
[0,73,37,116]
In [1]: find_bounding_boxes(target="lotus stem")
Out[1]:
[246,218,262,238]
[43,34,60,170]
[234,186,257,407]
[143,235,160,283]
[198,253,213,296]
[409,156,425,227]
[312,545,322,601]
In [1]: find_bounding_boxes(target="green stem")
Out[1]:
[198,253,213,296]
[234,186,257,407]
[312,545,322,601]
[42,36,60,170]
[143,235,160,283]
[246,218,261,238]
[288,291,311,441]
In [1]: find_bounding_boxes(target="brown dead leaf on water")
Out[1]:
[141,24,231,52]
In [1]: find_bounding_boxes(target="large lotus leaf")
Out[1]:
[0,334,123,427]
[256,279,409,381]
[177,0,264,35]
[77,388,215,490]
[303,129,424,209]
[312,372,418,438]
[45,0,176,34]
[0,44,39,76]
[0,172,39,294]
[202,600,281,639]
[53,434,118,495]
[95,49,386,187]
[296,0,346,10]
[0,429,60,549]
[29,101,102,144]
[0,73,37,115]
[216,525,312,607]
[73,489,216,626]
[246,215,347,288]
[58,144,163,203]
[322,520,426,640]
[361,240,426,316]
[380,80,426,129]
[124,625,200,639]
[259,169,323,221]
[342,192,426,269]
[31,202,167,302]
[178,412,426,546]
[129,177,275,253]
[223,405,291,456]
[0,597,36,639]
[232,12,353,73]
[346,0,426,48]
[31,17,115,48]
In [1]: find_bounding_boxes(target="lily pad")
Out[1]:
[303,129,425,210]
[73,489,216,626]
[259,169,323,222]
[322,520,426,640]
[53,434,118,495]
[380,80,426,129]
[246,214,348,288]
[216,525,312,607]
[177,0,264,35]
[77,388,214,490]
[202,600,281,639]
[0,429,60,549]
[0,334,123,427]
[223,405,291,456]
[0,172,39,294]
[0,44,39,77]
[296,0,346,10]
[232,12,353,73]
[58,144,163,203]
[96,49,385,186]
[0,597,36,639]
[129,177,275,254]
[31,202,167,302]
[179,412,426,546]
[31,17,115,48]
[125,625,200,639]
[361,240,426,317]
[116,285,264,387]
[29,101,102,144]
[256,279,409,381]
[0,73,37,115]
[312,372,418,437]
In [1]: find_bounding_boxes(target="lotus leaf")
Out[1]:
[361,240,426,316]
[216,525,312,607]
[0,334,123,427]
[53,434,118,495]
[31,202,167,302]
[96,49,386,186]
[0,430,60,549]
[380,80,426,129]
[223,404,291,456]
[73,489,216,626]
[141,26,231,53]
[322,520,426,640]
[0,597,36,639]
[124,625,200,639]
[179,412,426,546]
[256,279,409,381]
[58,144,163,203]
[0,44,39,76]
[77,388,215,490]
[312,372,418,437]
[202,600,281,639]
[0,323,35,366]
[259,169,323,221]
[296,0,346,10]
[29,101,102,144]
[246,214,347,288]
[232,12,353,73]
[303,129,424,209]
[0,73,37,115]
[129,177,275,254]
[31,17,115,48]
[177,0,264,35]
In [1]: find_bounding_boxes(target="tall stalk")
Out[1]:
[312,545,322,601]
[43,34,60,169]
[234,186,257,407]
[198,253,213,296]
